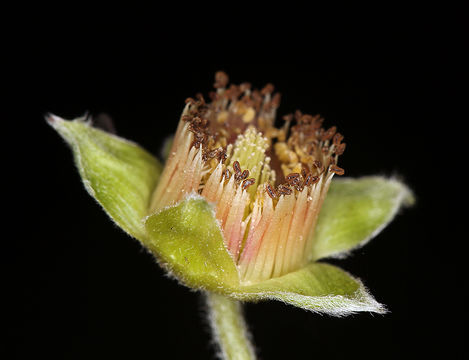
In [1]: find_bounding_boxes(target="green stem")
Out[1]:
[205,292,257,360]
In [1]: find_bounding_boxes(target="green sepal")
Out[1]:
[47,114,162,241]
[145,195,240,290]
[311,176,414,261]
[233,262,385,316]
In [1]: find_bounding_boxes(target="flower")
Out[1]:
[47,72,413,316]
[150,72,347,285]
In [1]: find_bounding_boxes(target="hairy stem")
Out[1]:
[205,292,256,360]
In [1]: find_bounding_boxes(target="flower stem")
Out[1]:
[205,292,257,360]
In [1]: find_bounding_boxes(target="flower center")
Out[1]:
[150,72,346,284]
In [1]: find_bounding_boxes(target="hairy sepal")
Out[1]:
[47,114,162,241]
[230,262,386,316]
[311,176,414,261]
[144,195,241,292]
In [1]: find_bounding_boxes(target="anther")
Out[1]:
[285,173,301,185]
[266,183,278,199]
[271,93,281,107]
[321,126,337,141]
[294,181,304,192]
[239,169,249,181]
[304,174,319,186]
[294,110,303,122]
[223,169,231,181]
[202,149,218,161]
[333,133,344,146]
[301,164,310,179]
[242,178,256,190]
[334,143,346,156]
[329,165,345,176]
[214,71,229,88]
[216,148,227,163]
[313,160,323,170]
[233,161,241,175]
[195,93,206,106]
[276,184,292,196]
[261,83,274,95]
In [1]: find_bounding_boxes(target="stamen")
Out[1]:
[150,71,347,284]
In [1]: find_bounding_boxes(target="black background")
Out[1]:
[5,57,452,359]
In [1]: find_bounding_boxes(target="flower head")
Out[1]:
[150,72,346,284]
[47,71,414,316]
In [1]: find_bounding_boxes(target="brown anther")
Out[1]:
[233,161,249,182]
[261,83,274,95]
[322,126,337,141]
[271,93,281,107]
[294,110,303,122]
[216,148,227,163]
[313,160,323,170]
[311,115,324,129]
[329,165,345,176]
[294,181,304,192]
[304,174,319,186]
[223,168,231,181]
[226,84,241,100]
[195,93,206,106]
[333,133,344,146]
[233,161,241,175]
[202,149,218,161]
[285,173,301,185]
[301,164,310,179]
[251,90,263,111]
[241,178,256,190]
[266,183,278,199]
[191,139,203,149]
[193,116,208,128]
[182,115,193,122]
[240,169,249,181]
[214,71,229,88]
[334,143,346,156]
[277,184,292,196]
[185,97,197,105]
